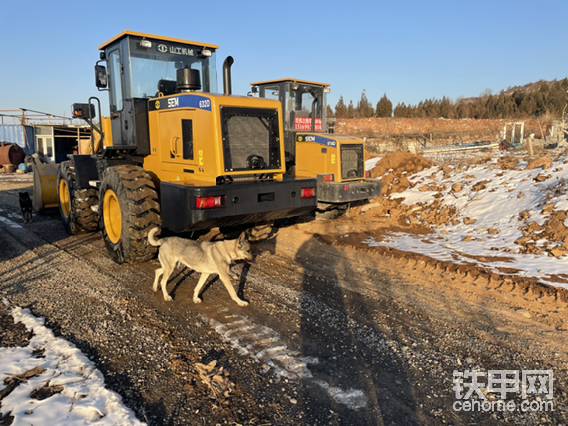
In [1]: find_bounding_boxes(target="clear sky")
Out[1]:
[1,0,566,117]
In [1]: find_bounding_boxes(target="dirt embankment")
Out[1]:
[335,117,550,153]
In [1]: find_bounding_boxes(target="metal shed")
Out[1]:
[0,109,91,160]
[0,124,35,153]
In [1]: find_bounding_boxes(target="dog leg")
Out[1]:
[219,269,248,307]
[160,266,174,302]
[152,268,163,292]
[192,273,210,304]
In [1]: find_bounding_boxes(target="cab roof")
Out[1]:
[99,31,219,51]
[251,78,330,88]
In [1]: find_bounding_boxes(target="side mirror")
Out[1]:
[95,65,108,89]
[72,103,96,119]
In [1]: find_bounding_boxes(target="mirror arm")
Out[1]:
[81,97,104,153]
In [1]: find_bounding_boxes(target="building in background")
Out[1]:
[0,109,92,162]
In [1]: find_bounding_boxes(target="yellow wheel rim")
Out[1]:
[103,189,122,244]
[59,179,71,218]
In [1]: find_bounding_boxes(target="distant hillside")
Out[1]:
[333,78,568,120]
[393,78,568,119]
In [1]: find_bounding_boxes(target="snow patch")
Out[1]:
[0,209,23,229]
[0,307,143,425]
[208,314,368,410]
[365,157,382,172]
[364,157,568,288]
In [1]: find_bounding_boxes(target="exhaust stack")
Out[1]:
[311,97,318,132]
[223,56,234,95]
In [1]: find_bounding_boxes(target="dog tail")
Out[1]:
[147,227,162,246]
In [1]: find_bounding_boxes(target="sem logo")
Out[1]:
[155,100,161,110]
[167,97,180,108]
[157,44,168,53]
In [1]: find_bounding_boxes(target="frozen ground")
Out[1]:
[0,301,143,425]
[364,156,568,288]
[0,171,566,424]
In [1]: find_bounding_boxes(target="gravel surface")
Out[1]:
[0,176,566,425]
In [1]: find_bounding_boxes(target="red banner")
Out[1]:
[294,117,322,131]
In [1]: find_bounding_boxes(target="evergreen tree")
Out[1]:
[347,101,355,118]
[326,105,334,118]
[394,102,408,117]
[357,90,374,118]
[335,96,347,118]
[375,94,393,117]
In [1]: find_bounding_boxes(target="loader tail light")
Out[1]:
[300,188,316,199]
[196,196,223,209]
[321,174,335,182]
[365,170,371,178]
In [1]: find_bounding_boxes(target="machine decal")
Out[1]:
[296,134,337,148]
[156,43,195,57]
[150,95,212,112]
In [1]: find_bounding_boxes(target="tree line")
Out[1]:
[331,78,568,119]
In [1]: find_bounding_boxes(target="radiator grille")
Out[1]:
[221,107,281,172]
[341,144,364,179]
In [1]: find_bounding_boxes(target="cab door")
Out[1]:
[108,48,125,146]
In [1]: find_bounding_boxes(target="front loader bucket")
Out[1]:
[31,158,59,212]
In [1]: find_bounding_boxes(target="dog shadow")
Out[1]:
[165,262,251,304]
[165,268,194,300]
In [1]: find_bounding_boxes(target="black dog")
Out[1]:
[19,192,33,223]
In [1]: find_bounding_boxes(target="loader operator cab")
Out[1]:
[252,80,328,133]
[251,78,380,206]
[60,32,317,264]
[101,32,217,104]
[251,79,329,165]
[92,32,220,154]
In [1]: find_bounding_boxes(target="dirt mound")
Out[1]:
[498,156,520,170]
[527,156,552,170]
[369,152,432,195]
[370,152,432,178]
[352,195,458,230]
[516,211,568,257]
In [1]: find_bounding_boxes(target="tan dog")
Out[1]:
[148,228,252,306]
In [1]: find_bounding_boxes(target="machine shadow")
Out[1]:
[296,236,419,425]
[0,187,69,263]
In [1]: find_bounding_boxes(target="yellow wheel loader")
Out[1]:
[49,32,317,263]
[250,79,380,209]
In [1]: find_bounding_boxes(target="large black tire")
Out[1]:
[57,161,99,234]
[99,165,160,264]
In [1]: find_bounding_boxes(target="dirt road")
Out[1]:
[0,176,566,425]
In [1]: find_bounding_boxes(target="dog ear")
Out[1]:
[238,232,248,244]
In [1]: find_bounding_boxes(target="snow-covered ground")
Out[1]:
[364,156,568,289]
[0,302,143,425]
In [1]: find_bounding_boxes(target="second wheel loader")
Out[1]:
[250,79,380,210]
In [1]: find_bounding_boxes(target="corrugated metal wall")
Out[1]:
[0,125,35,153]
